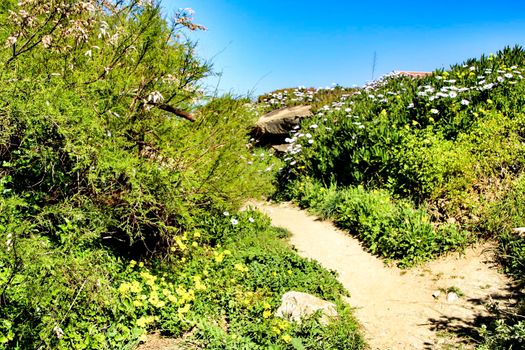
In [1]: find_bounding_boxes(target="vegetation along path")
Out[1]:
[254,201,515,350]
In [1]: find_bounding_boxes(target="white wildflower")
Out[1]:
[461,99,470,106]
[230,218,238,225]
[223,211,229,216]
[430,108,439,114]
[41,35,52,48]
[248,217,255,223]
[6,36,17,46]
[146,91,164,104]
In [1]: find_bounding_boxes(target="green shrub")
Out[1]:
[286,179,469,267]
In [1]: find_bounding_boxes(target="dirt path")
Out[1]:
[253,201,515,350]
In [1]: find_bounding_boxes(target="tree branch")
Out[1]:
[152,103,195,122]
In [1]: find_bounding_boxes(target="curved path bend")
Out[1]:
[253,201,515,350]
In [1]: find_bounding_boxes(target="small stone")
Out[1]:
[432,290,441,299]
[447,292,459,303]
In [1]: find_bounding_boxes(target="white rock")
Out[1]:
[275,291,338,325]
[447,292,459,303]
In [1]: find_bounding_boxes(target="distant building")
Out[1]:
[392,71,432,78]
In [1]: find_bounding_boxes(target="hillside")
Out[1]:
[269,46,525,349]
[0,1,524,349]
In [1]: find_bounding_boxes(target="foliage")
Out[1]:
[285,178,469,267]
[0,1,365,349]
[269,46,525,348]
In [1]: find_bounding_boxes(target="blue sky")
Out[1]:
[165,1,525,96]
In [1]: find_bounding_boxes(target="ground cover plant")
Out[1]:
[0,1,365,349]
[270,46,525,348]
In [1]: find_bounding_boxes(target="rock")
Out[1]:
[432,290,441,299]
[275,291,338,325]
[512,227,525,236]
[446,292,459,303]
[254,105,313,140]
[271,144,291,153]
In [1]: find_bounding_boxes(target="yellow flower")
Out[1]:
[192,241,198,248]
[263,310,272,319]
[193,231,201,238]
[118,282,130,294]
[129,260,137,267]
[136,316,154,328]
[177,303,191,316]
[130,281,142,293]
[176,237,187,251]
[138,262,144,268]
[282,334,292,343]
[234,263,249,273]
[214,252,224,263]
[133,300,144,307]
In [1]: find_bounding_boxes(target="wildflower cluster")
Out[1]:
[258,85,358,112]
[117,260,207,333]
[276,47,525,180]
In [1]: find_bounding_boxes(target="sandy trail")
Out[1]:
[253,201,515,350]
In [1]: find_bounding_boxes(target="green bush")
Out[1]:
[286,179,469,267]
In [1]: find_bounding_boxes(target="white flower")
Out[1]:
[146,91,164,104]
[504,73,513,79]
[6,36,17,46]
[482,83,494,90]
[248,217,255,223]
[430,108,439,114]
[305,133,312,139]
[223,211,229,216]
[53,326,64,339]
[448,91,458,98]
[42,35,52,48]
[308,139,314,144]
[461,99,470,106]
[231,218,238,225]
[309,124,318,129]
[407,103,414,109]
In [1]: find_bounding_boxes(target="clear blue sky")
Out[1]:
[164,1,525,96]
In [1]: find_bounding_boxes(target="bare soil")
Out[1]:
[253,201,517,350]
